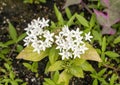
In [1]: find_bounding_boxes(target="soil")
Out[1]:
[0,0,98,85]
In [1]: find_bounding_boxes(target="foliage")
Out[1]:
[16,4,102,85]
[23,0,46,4]
[23,62,38,73]
[64,0,120,35]
[91,68,119,85]
[1,0,120,85]
[0,63,27,85]
[0,22,26,84]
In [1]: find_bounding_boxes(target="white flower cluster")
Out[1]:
[23,17,93,60]
[23,17,54,54]
[55,25,93,60]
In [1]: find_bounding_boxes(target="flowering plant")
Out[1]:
[15,4,103,85]
[16,17,102,85]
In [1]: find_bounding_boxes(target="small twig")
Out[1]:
[103,64,120,72]
[81,1,93,14]
[8,44,17,58]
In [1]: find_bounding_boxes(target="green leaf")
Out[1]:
[0,68,6,73]
[10,81,18,85]
[92,79,98,85]
[105,51,119,58]
[101,52,105,62]
[90,73,99,79]
[71,58,85,66]
[106,35,115,45]
[45,61,51,73]
[76,14,89,27]
[92,30,102,45]
[15,79,23,82]
[4,40,15,46]
[98,68,107,77]
[43,82,50,85]
[0,42,7,47]
[98,78,108,85]
[44,78,56,85]
[96,48,102,54]
[58,70,72,85]
[101,36,106,52]
[0,54,4,59]
[48,61,64,71]
[23,63,32,70]
[80,61,95,72]
[16,44,23,52]
[1,48,10,54]
[53,71,59,82]
[40,0,46,3]
[113,36,120,44]
[16,45,50,61]
[110,74,118,85]
[23,0,33,4]
[81,43,102,62]
[9,71,15,80]
[65,7,72,19]
[50,21,56,30]
[4,63,11,71]
[17,33,26,43]
[5,82,9,85]
[21,82,28,85]
[49,46,59,64]
[31,62,38,72]
[90,14,96,28]
[54,4,64,25]
[66,13,76,26]
[8,22,17,42]
[2,79,10,82]
[69,66,84,78]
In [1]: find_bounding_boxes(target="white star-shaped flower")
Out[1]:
[79,44,88,54]
[43,30,54,42]
[85,32,93,42]
[59,50,72,60]
[40,18,49,28]
[72,28,83,38]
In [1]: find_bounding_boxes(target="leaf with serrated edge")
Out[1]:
[16,45,49,61]
[81,43,102,62]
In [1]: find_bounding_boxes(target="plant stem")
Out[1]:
[8,44,17,58]
[81,1,93,14]
[103,64,120,72]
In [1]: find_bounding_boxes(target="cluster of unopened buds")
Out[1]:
[24,17,93,60]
